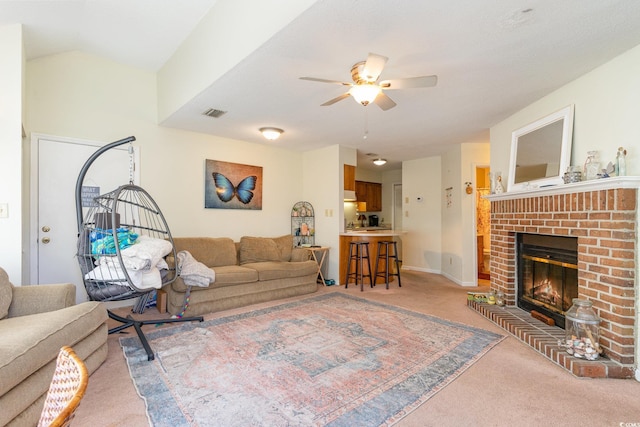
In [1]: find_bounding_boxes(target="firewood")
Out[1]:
[531,310,555,326]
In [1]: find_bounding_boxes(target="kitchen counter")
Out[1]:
[341,229,404,237]
[339,231,405,286]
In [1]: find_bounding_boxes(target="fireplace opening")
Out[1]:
[517,234,578,329]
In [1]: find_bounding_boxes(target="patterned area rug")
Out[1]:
[121,293,504,426]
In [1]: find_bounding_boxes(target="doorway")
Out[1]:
[475,166,490,283]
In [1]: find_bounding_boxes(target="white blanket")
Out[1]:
[85,263,162,290]
[177,250,215,287]
[118,235,172,271]
[86,235,172,290]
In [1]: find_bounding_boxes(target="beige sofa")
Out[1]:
[0,267,108,427]
[163,235,319,316]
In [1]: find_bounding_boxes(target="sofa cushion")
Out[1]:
[291,247,312,262]
[239,237,279,264]
[0,301,107,398]
[272,235,293,261]
[0,268,12,320]
[242,260,318,281]
[173,237,237,267]
[170,265,258,293]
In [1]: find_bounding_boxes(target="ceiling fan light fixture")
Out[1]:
[373,158,387,166]
[349,84,381,106]
[259,127,284,140]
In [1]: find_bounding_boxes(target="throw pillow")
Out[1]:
[239,237,282,265]
[0,267,13,319]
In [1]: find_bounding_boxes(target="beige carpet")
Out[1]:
[74,271,640,426]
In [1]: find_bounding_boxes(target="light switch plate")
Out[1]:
[0,203,8,218]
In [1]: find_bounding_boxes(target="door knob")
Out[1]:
[42,226,51,232]
[41,237,51,244]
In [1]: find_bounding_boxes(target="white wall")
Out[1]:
[0,24,24,282]
[401,156,442,272]
[440,146,462,281]
[491,43,640,184]
[25,52,305,251]
[302,144,341,282]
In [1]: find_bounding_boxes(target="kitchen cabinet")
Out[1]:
[355,180,382,212]
[344,164,356,191]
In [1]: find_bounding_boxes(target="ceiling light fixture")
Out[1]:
[259,127,284,140]
[373,158,387,166]
[349,84,381,106]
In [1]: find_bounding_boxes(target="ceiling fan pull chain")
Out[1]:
[363,109,369,140]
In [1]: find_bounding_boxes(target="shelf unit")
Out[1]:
[291,201,315,247]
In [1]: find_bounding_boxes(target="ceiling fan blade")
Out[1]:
[300,77,352,86]
[321,92,351,106]
[362,53,388,82]
[374,92,397,111]
[380,76,438,90]
[380,75,438,90]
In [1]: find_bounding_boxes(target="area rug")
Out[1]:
[121,293,504,427]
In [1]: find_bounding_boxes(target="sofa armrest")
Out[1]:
[290,248,312,262]
[8,283,76,318]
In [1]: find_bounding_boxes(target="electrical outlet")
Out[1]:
[0,203,8,218]
[405,210,409,217]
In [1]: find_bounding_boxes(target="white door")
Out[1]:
[30,134,138,303]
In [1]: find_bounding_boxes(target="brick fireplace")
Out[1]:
[477,178,639,379]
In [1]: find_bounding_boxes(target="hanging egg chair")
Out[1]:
[75,136,202,361]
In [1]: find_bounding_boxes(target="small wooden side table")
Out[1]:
[306,246,330,285]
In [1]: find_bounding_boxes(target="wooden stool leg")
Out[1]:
[392,242,401,287]
[364,243,373,288]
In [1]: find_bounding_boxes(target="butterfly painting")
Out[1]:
[205,160,263,210]
[212,173,256,204]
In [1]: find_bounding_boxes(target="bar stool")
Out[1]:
[345,241,373,291]
[373,241,402,289]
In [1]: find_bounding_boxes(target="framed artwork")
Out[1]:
[205,159,263,210]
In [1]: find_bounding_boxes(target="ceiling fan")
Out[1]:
[300,53,437,111]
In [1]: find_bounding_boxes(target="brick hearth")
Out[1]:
[483,178,638,379]
[468,300,635,378]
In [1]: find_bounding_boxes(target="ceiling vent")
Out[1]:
[202,108,227,118]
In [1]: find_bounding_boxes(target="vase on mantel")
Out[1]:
[583,151,600,180]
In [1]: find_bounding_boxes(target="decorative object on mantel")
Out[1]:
[600,161,615,178]
[616,146,627,176]
[489,171,504,194]
[563,165,582,183]
[508,104,574,191]
[583,150,600,180]
[560,298,602,360]
[494,174,505,194]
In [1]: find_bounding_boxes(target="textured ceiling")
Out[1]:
[4,0,640,170]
